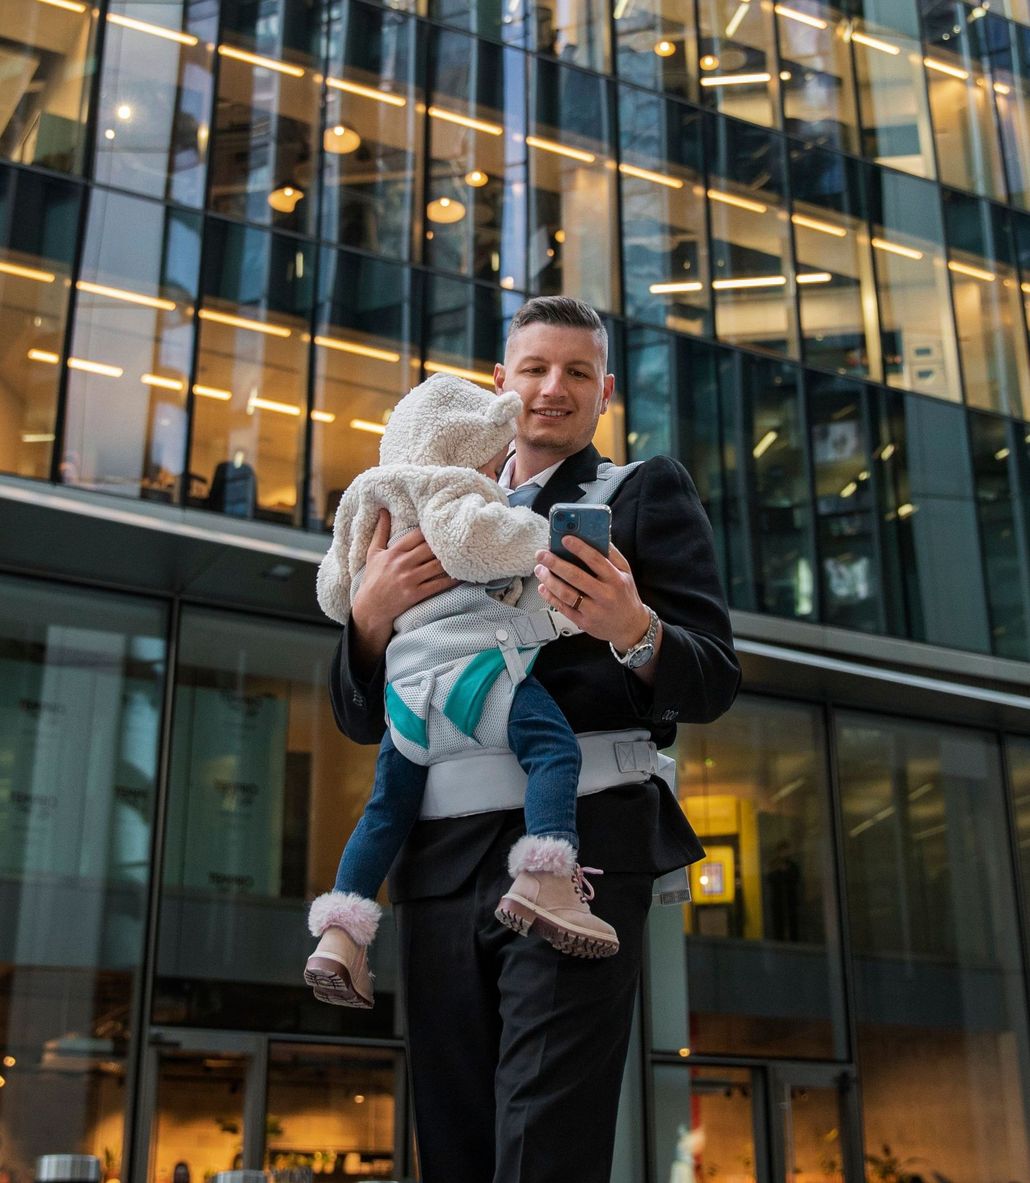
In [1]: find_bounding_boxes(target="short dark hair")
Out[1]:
[505,296,608,365]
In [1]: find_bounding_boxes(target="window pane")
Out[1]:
[652,1065,758,1183]
[673,697,844,1058]
[777,0,860,155]
[613,0,697,103]
[0,0,97,175]
[528,57,617,311]
[987,15,1030,211]
[189,221,313,524]
[321,1,418,261]
[697,0,778,128]
[790,147,881,381]
[618,88,709,334]
[0,165,80,481]
[1009,736,1030,934]
[309,248,418,532]
[61,190,201,502]
[838,713,1030,1183]
[156,609,397,1037]
[943,189,1030,416]
[869,169,962,400]
[425,30,524,287]
[93,0,215,206]
[0,575,166,1179]
[808,374,884,633]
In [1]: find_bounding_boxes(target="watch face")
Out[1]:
[624,643,654,669]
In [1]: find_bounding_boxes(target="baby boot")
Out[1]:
[304,892,381,1007]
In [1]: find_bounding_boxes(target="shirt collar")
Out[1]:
[498,455,564,493]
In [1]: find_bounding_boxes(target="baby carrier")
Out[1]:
[384,461,643,765]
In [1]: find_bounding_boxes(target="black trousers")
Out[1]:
[395,820,655,1183]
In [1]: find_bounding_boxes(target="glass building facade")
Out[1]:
[2,0,1030,1180]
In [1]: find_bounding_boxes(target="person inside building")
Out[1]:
[326,295,740,1183]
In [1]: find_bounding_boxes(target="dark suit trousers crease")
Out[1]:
[397,821,654,1183]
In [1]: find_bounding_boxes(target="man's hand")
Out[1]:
[350,510,459,669]
[534,537,655,655]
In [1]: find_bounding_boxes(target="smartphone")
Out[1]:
[548,503,611,570]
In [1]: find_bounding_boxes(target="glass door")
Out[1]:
[768,1064,862,1183]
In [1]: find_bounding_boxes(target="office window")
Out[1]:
[0,576,166,1181]
[789,148,881,381]
[188,221,314,524]
[838,713,1030,1183]
[0,165,80,482]
[697,0,778,129]
[527,57,617,312]
[1009,736,1030,938]
[986,13,1030,211]
[60,190,202,503]
[943,190,1030,417]
[707,116,798,357]
[424,29,525,287]
[777,0,860,155]
[618,88,708,335]
[0,0,97,175]
[93,0,215,207]
[321,1,419,260]
[651,1065,758,1183]
[156,608,395,1037]
[309,248,418,532]
[613,0,697,103]
[807,374,883,633]
[868,169,962,401]
[670,696,845,1058]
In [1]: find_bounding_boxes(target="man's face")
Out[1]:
[494,322,614,459]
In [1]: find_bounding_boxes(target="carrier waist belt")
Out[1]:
[420,728,664,820]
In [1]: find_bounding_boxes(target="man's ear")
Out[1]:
[600,373,615,413]
[493,362,506,393]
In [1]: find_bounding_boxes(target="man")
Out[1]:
[329,296,740,1182]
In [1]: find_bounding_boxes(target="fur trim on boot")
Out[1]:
[307,892,382,946]
[507,834,577,878]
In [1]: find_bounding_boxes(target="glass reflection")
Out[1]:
[652,1065,757,1183]
[0,166,79,481]
[613,0,697,103]
[777,0,860,154]
[0,0,97,175]
[321,1,418,260]
[838,713,1030,1183]
[697,0,778,129]
[676,696,842,1057]
[986,13,1030,210]
[1009,736,1030,935]
[93,0,215,206]
[525,0,611,71]
[61,190,201,501]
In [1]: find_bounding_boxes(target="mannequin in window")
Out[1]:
[207,448,257,518]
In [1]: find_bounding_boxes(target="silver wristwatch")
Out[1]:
[610,606,660,669]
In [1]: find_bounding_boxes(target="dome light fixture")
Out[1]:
[700,53,720,70]
[426,196,466,224]
[464,169,489,187]
[654,39,676,57]
[324,123,361,154]
[268,184,304,213]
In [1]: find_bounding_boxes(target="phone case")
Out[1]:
[548,503,611,569]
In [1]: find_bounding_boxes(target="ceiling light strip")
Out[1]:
[108,13,198,46]
[326,77,407,106]
[0,260,56,283]
[649,281,705,294]
[712,276,787,289]
[37,0,88,13]
[427,106,503,135]
[198,309,292,337]
[249,396,300,416]
[27,349,60,364]
[524,135,596,163]
[924,57,970,80]
[707,188,768,214]
[850,30,901,56]
[141,373,185,390]
[424,360,495,386]
[947,260,996,281]
[796,271,833,283]
[350,418,388,435]
[76,280,176,311]
[68,357,124,377]
[700,72,772,87]
[774,4,828,29]
[871,236,924,260]
[218,44,304,77]
[618,163,684,190]
[791,212,848,238]
[314,335,401,362]
[193,384,232,400]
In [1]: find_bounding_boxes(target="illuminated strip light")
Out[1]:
[424,359,495,386]
[351,418,388,434]
[850,31,900,56]
[326,76,407,106]
[618,163,684,190]
[314,334,401,362]
[77,280,176,311]
[193,384,232,400]
[28,349,60,364]
[774,4,828,29]
[1022,282,1030,294]
[21,432,56,443]
[796,271,833,284]
[871,236,924,261]
[68,357,124,377]
[198,309,292,337]
[37,0,87,12]
[427,106,503,136]
[712,276,787,289]
[311,409,337,423]
[994,82,1012,96]
[725,2,750,39]
[649,281,704,294]
[248,395,301,416]
[791,212,848,238]
[108,13,198,46]
[840,481,858,497]
[924,57,970,80]
[947,260,996,282]
[707,188,767,214]
[142,373,185,390]
[525,136,596,164]
[218,45,305,77]
[0,260,56,283]
[700,72,772,87]
[897,502,917,518]
[753,429,778,458]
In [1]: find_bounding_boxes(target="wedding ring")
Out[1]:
[571,593,584,611]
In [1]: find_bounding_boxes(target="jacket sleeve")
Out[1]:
[328,621,388,744]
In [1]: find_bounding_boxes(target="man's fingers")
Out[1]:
[607,543,632,573]
[388,526,428,552]
[368,508,392,553]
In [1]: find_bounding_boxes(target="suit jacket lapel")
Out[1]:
[532,444,604,518]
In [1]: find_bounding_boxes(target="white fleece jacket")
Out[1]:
[316,374,549,625]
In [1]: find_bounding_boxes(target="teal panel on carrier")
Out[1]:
[443,647,538,738]
[385,682,429,749]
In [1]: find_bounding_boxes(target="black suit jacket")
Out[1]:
[328,446,741,902]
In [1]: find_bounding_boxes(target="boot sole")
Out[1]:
[304,956,374,1008]
[495,896,620,959]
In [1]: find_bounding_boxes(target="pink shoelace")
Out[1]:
[572,865,603,902]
